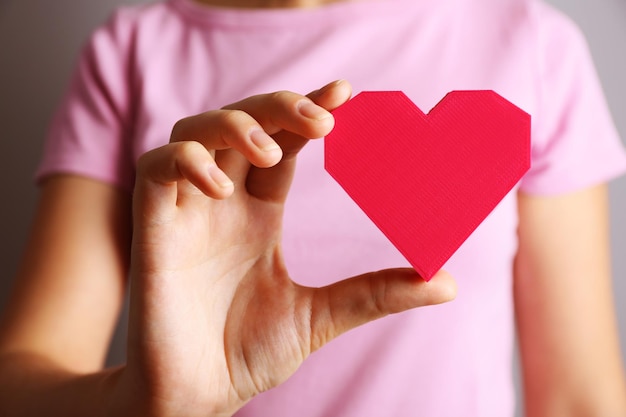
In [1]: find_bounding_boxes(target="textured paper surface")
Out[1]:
[324,91,531,280]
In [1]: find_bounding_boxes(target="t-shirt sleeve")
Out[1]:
[519,4,626,195]
[36,10,136,192]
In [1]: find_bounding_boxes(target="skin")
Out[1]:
[515,186,626,416]
[0,81,457,417]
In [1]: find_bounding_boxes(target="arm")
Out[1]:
[514,184,626,416]
[0,175,131,415]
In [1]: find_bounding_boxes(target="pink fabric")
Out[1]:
[37,0,626,415]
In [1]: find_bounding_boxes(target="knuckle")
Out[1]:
[269,90,301,111]
[170,116,191,142]
[177,140,204,159]
[268,90,292,102]
[216,108,249,127]
[135,151,152,175]
[368,272,389,317]
[213,110,255,142]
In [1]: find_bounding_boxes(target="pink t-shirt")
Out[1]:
[37,0,626,415]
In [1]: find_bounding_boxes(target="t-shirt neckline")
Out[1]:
[168,0,419,30]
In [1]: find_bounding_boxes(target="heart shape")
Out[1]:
[324,91,530,280]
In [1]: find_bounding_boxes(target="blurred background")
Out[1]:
[0,0,624,414]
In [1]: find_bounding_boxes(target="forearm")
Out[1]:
[0,351,124,417]
[0,176,131,372]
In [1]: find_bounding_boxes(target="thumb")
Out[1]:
[307,269,457,352]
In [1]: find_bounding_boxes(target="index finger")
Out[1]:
[243,80,353,202]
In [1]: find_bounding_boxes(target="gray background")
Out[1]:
[0,0,624,413]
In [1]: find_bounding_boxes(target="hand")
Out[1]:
[112,80,457,417]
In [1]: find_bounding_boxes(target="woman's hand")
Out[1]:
[113,80,457,417]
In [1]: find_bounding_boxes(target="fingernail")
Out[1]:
[325,79,346,90]
[312,79,345,96]
[208,164,233,188]
[298,100,331,120]
[249,128,280,152]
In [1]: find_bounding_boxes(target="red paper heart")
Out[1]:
[324,91,530,280]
